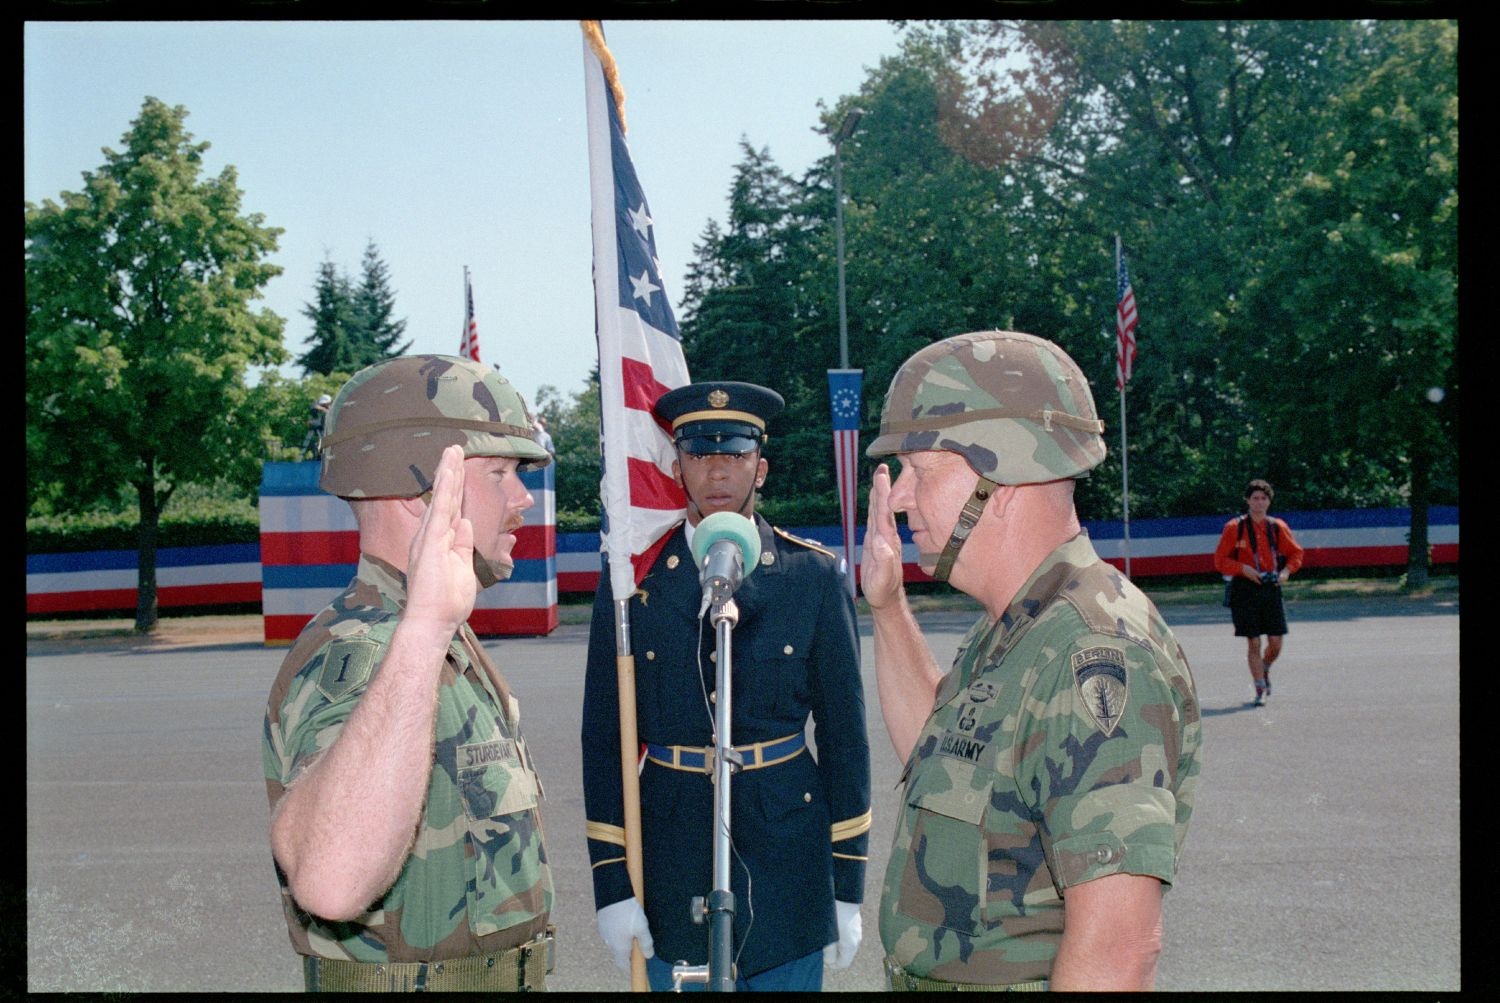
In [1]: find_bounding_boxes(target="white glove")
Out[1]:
[596,897,655,972]
[823,900,862,969]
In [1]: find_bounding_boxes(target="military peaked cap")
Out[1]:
[653,381,785,455]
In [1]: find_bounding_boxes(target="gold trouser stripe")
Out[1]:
[587,820,626,846]
[831,809,873,843]
[832,851,869,862]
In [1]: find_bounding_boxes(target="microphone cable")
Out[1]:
[693,614,756,978]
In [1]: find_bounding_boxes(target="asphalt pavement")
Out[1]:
[25,589,1460,993]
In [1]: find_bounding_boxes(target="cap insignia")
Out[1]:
[708,389,730,408]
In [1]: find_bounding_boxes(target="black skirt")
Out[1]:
[1228,577,1289,637]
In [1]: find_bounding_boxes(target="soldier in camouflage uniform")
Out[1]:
[263,355,557,991]
[862,331,1202,991]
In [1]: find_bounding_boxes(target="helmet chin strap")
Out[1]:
[932,476,1000,583]
[472,550,513,588]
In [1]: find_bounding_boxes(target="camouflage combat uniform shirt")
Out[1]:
[263,554,553,962]
[879,532,1201,985]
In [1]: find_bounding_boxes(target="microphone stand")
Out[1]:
[672,595,741,992]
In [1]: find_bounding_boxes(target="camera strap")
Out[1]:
[1237,515,1280,574]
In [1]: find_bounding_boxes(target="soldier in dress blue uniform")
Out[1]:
[582,381,871,991]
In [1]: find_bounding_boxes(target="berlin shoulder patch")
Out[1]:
[1071,645,1128,737]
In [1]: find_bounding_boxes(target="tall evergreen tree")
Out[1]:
[353,239,412,359]
[296,257,361,376]
[679,141,837,517]
[296,241,409,376]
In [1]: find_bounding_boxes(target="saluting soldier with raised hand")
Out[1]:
[581,380,871,992]
[263,355,556,992]
[862,331,1202,992]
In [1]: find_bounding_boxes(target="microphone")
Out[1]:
[689,512,762,617]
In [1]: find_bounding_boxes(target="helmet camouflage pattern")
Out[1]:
[319,354,550,499]
[866,330,1106,484]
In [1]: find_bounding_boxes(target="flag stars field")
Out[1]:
[629,204,653,239]
[630,270,661,306]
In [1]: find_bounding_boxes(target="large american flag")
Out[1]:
[827,368,862,597]
[460,271,481,362]
[583,23,690,602]
[1115,239,1138,391]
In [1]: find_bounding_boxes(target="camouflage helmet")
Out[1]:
[866,330,1106,484]
[319,354,550,499]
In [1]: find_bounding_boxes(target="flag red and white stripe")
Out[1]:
[827,368,862,596]
[1115,237,1138,391]
[584,25,690,602]
[460,271,481,362]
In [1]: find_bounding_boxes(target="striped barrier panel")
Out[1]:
[1082,506,1460,578]
[23,504,1459,617]
[551,505,1460,593]
[258,460,557,645]
[25,542,262,615]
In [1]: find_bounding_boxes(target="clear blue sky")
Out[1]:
[24,19,908,410]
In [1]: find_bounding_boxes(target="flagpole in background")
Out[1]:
[1115,235,1138,578]
[583,21,690,991]
[827,106,864,597]
[460,266,481,362]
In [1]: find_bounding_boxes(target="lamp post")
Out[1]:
[833,107,863,369]
[828,107,864,597]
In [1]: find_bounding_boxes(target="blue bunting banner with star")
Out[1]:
[827,368,862,596]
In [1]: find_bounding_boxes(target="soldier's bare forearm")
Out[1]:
[270,616,452,920]
[871,596,944,764]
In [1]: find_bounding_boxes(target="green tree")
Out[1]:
[921,21,1355,517]
[296,257,361,376]
[352,239,412,359]
[242,368,351,471]
[679,141,845,520]
[1235,19,1458,583]
[296,240,409,376]
[915,20,1457,532]
[643,21,1458,556]
[795,38,1078,521]
[26,96,286,631]
[535,374,604,529]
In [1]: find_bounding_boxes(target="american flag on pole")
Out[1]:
[583,23,690,601]
[1115,237,1138,391]
[827,368,862,596]
[460,269,481,362]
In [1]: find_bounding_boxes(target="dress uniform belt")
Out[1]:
[303,928,554,992]
[644,731,805,773]
[885,957,1048,992]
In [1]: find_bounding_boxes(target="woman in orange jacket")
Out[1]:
[1214,479,1304,706]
